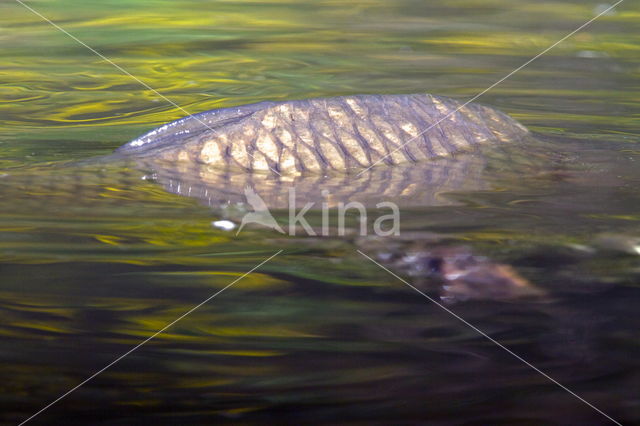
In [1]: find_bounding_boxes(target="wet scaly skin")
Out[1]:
[1,94,538,303]
[116,93,529,174]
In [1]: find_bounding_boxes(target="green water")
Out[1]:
[1,0,639,424]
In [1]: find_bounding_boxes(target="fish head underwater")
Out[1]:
[113,93,548,303]
[1,93,554,303]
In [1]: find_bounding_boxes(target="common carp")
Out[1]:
[116,93,530,174]
[4,93,535,209]
[0,93,545,302]
[108,92,538,209]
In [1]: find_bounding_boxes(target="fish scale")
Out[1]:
[0,94,539,212]
[116,93,529,174]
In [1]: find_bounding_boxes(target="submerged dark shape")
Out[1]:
[117,93,529,174]
[360,236,544,304]
[113,93,540,302]
[138,154,492,209]
[2,94,539,303]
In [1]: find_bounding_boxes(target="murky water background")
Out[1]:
[1,0,639,424]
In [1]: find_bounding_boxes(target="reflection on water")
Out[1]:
[0,0,639,424]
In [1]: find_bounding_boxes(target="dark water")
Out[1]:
[1,0,639,424]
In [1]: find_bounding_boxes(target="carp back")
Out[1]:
[116,94,529,174]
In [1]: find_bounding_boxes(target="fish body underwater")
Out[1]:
[1,93,540,210]
[107,92,539,209]
[1,93,544,302]
[114,93,543,302]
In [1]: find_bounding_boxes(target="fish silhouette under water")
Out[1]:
[114,93,543,302]
[3,93,546,302]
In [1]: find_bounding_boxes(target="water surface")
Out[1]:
[1,0,639,424]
